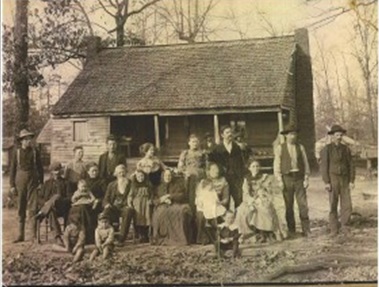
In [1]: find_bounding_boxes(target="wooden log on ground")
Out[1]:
[262,253,377,281]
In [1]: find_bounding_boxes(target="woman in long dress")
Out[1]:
[85,162,107,215]
[235,159,283,243]
[151,169,193,246]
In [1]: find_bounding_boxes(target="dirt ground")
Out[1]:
[2,171,377,285]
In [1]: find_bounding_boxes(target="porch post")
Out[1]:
[165,118,169,140]
[154,115,160,149]
[214,114,220,144]
[277,110,284,144]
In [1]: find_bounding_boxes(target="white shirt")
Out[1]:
[223,141,233,154]
[273,143,310,180]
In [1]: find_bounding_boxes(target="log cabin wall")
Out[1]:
[51,117,109,165]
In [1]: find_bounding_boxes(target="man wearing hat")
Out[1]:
[98,135,127,185]
[9,129,44,243]
[35,162,71,244]
[320,125,355,236]
[273,124,311,238]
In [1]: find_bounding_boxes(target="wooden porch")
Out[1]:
[110,109,290,168]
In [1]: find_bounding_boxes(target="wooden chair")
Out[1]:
[36,216,67,243]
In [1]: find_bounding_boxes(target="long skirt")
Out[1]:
[151,203,192,246]
[68,204,97,244]
[133,195,151,226]
[236,200,281,235]
[235,203,256,236]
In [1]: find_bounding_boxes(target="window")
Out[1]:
[73,121,88,142]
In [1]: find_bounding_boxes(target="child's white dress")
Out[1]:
[195,181,227,219]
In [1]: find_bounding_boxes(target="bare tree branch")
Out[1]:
[73,0,94,36]
[306,0,377,30]
[98,0,117,17]
[127,0,162,18]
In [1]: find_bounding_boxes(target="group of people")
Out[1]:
[9,122,355,261]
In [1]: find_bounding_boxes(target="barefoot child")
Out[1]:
[63,220,86,262]
[90,213,114,261]
[128,170,152,243]
[215,211,241,259]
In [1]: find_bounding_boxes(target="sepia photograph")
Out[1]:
[1,0,378,285]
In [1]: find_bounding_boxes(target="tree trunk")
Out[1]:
[116,17,125,47]
[364,77,377,143]
[14,0,29,132]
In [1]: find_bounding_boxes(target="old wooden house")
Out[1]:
[51,28,316,169]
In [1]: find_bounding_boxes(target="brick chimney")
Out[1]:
[294,28,317,171]
[85,36,102,64]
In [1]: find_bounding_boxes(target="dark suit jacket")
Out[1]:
[103,180,131,209]
[208,142,245,180]
[39,176,71,216]
[320,143,355,184]
[98,152,127,183]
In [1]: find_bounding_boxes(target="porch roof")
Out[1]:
[36,119,53,144]
[52,35,296,116]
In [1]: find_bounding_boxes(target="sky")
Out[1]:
[1,0,375,109]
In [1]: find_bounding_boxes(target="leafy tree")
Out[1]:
[3,96,49,138]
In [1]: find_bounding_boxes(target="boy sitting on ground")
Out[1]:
[90,212,114,261]
[64,219,86,262]
[52,217,85,263]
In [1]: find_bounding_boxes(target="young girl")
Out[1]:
[235,159,283,243]
[136,143,166,187]
[128,169,152,243]
[90,212,115,261]
[195,162,230,244]
[71,179,99,209]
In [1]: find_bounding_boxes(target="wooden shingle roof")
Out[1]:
[52,35,296,116]
[36,119,53,144]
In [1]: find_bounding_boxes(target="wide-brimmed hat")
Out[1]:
[280,124,299,135]
[49,162,62,172]
[328,124,346,135]
[18,129,35,140]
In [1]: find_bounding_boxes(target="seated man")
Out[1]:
[103,164,135,245]
[36,162,71,244]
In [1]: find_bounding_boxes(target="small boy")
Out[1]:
[53,218,85,263]
[71,179,98,209]
[215,211,241,259]
[90,212,115,261]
